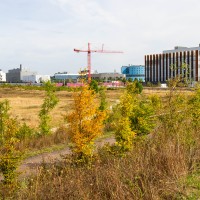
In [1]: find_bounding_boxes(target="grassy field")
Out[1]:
[0,87,194,128]
[0,87,124,128]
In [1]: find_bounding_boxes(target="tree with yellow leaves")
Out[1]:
[66,85,106,162]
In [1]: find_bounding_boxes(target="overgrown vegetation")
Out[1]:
[1,80,200,199]
[0,100,22,185]
[39,81,59,135]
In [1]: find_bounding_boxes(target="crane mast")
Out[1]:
[74,42,123,83]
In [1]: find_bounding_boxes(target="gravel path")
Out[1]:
[16,136,116,179]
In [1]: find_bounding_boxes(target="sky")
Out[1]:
[1,0,200,75]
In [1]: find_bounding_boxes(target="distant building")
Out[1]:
[91,72,125,81]
[6,64,37,83]
[22,75,50,83]
[54,72,79,82]
[145,45,200,83]
[0,69,6,82]
[121,65,145,81]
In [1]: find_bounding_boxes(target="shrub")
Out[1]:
[0,100,22,185]
[89,79,99,93]
[16,123,35,140]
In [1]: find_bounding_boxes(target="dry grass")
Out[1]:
[0,88,125,128]
[14,124,200,200]
[1,89,114,129]
[0,87,194,128]
[0,88,73,128]
[16,126,69,152]
[1,86,200,199]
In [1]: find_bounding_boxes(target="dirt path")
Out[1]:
[16,137,116,179]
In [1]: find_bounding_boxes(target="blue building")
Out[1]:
[54,72,79,82]
[121,65,145,82]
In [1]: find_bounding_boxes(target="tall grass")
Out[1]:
[13,109,200,200]
[1,86,200,199]
[14,124,200,199]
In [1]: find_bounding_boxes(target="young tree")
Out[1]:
[129,96,158,136]
[112,91,136,154]
[0,100,9,144]
[0,100,21,185]
[39,81,59,135]
[115,117,135,153]
[66,85,106,162]
[122,77,127,86]
[89,79,99,93]
[99,87,108,111]
[126,81,143,95]
[188,84,200,133]
[111,82,159,154]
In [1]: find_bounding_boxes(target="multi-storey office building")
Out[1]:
[121,65,145,81]
[145,46,200,83]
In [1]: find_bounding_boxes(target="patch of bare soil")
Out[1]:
[17,137,115,179]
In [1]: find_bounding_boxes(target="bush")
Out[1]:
[0,100,22,185]
[16,123,35,140]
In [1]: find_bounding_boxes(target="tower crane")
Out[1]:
[74,43,123,82]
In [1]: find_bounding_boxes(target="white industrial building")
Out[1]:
[22,75,50,83]
[0,70,6,82]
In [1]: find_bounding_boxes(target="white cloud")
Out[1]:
[0,0,200,74]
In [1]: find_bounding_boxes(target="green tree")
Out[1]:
[188,84,200,133]
[115,117,135,153]
[128,78,133,82]
[111,82,159,154]
[0,100,9,144]
[167,62,191,87]
[126,81,143,95]
[89,79,99,93]
[112,91,136,153]
[99,87,108,111]
[39,81,59,135]
[129,96,157,136]
[122,77,127,86]
[0,100,21,185]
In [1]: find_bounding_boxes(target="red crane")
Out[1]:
[74,43,123,82]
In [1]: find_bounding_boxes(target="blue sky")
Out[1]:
[1,0,200,75]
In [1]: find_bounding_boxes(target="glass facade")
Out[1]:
[54,73,79,81]
[121,65,145,82]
